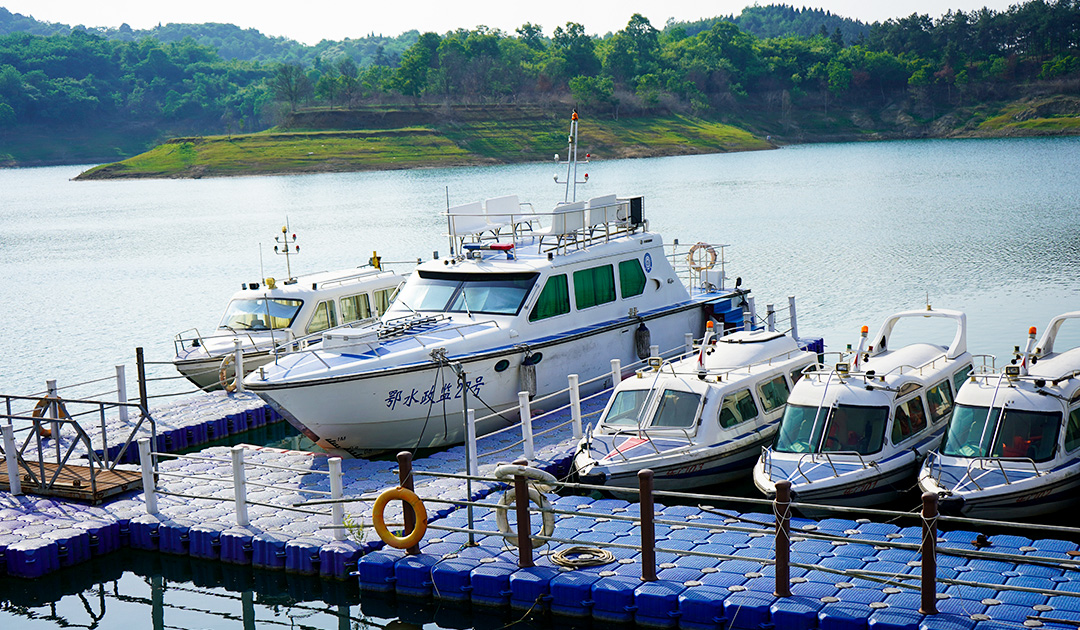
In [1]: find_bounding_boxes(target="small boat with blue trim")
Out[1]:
[753,307,974,508]
[573,306,820,492]
[244,111,753,456]
[918,311,1080,519]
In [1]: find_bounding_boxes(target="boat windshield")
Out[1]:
[942,404,1060,461]
[219,298,302,330]
[775,404,888,455]
[648,390,701,428]
[396,271,539,315]
[602,390,651,426]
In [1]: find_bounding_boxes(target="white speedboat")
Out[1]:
[753,308,973,508]
[244,112,753,457]
[573,310,821,492]
[919,312,1080,519]
[174,258,403,390]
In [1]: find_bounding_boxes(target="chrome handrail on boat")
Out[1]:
[959,456,1043,491]
[795,449,875,482]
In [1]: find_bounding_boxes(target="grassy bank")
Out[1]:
[75,110,772,180]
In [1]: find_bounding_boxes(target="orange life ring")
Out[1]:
[687,242,717,272]
[373,486,428,549]
[218,354,238,392]
[31,396,68,438]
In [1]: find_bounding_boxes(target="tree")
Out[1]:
[516,22,545,50]
[551,22,600,79]
[269,62,312,111]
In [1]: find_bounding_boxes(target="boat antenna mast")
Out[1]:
[554,109,590,203]
[273,219,300,281]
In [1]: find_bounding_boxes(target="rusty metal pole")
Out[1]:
[513,458,534,567]
[639,469,657,582]
[397,451,420,555]
[919,492,939,615]
[774,480,792,597]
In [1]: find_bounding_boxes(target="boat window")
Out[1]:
[892,397,928,444]
[373,288,395,315]
[602,389,650,426]
[790,367,806,385]
[897,383,922,397]
[926,380,954,422]
[529,274,570,322]
[619,259,647,298]
[941,404,993,457]
[574,265,616,309]
[757,375,790,413]
[821,405,889,455]
[650,390,701,428]
[1066,407,1080,452]
[719,389,759,428]
[396,271,538,315]
[952,364,973,392]
[774,404,826,453]
[219,298,302,330]
[306,300,338,334]
[341,293,372,323]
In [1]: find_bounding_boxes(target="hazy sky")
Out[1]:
[3,1,1017,45]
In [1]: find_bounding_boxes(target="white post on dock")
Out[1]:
[767,304,776,332]
[138,438,157,515]
[518,392,534,461]
[650,344,659,359]
[231,445,249,526]
[3,424,21,496]
[684,333,694,356]
[465,409,478,476]
[610,359,621,387]
[746,297,757,331]
[568,375,582,440]
[47,380,60,449]
[788,296,799,341]
[233,339,246,393]
[329,457,344,541]
[116,365,129,423]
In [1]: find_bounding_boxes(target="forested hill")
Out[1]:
[1,1,1079,169]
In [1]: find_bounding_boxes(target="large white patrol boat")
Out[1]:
[919,312,1080,519]
[244,112,752,456]
[753,308,973,508]
[574,306,820,493]
[173,226,403,390]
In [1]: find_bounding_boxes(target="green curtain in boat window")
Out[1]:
[573,265,616,309]
[618,259,646,298]
[529,274,570,322]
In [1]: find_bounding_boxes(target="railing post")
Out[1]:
[329,457,344,541]
[920,491,939,615]
[747,296,757,330]
[568,375,583,440]
[138,438,157,515]
[518,392,535,461]
[465,409,478,546]
[116,365,129,423]
[46,380,60,451]
[231,445,249,526]
[233,339,246,393]
[3,424,21,496]
[650,344,659,359]
[774,480,792,597]
[788,296,799,341]
[684,332,694,355]
[610,359,621,387]
[743,309,753,332]
[397,451,420,555]
[513,458,534,568]
[767,304,776,332]
[136,347,149,416]
[639,469,656,582]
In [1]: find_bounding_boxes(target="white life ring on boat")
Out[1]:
[687,242,717,271]
[494,464,558,492]
[495,486,556,548]
[218,354,238,392]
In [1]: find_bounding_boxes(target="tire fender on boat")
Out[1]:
[218,354,238,393]
[687,242,717,271]
[372,486,428,549]
[494,485,556,548]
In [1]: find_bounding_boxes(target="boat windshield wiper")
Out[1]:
[461,287,474,319]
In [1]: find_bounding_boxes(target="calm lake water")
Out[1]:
[2,136,1080,627]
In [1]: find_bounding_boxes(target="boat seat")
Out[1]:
[536,201,586,253]
[483,195,519,235]
[448,201,488,242]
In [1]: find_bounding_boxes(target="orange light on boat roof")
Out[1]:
[861,325,869,334]
[706,321,714,328]
[1029,326,1037,335]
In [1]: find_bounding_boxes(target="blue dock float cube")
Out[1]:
[771,595,825,630]
[319,540,362,579]
[432,557,480,601]
[227,412,248,434]
[189,523,226,560]
[219,527,254,565]
[74,519,121,556]
[185,423,209,447]
[43,528,91,567]
[206,416,228,440]
[129,515,161,551]
[356,550,404,592]
[395,554,440,597]
[470,561,517,607]
[635,579,686,628]
[819,602,872,630]
[510,566,559,611]
[551,571,603,617]
[158,519,194,555]
[868,608,923,630]
[284,538,323,575]
[252,532,290,570]
[591,574,641,624]
[6,538,60,579]
[918,613,976,630]
[724,589,776,630]
[679,584,730,630]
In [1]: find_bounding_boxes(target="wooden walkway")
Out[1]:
[0,461,143,503]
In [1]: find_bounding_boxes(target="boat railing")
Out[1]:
[308,267,399,290]
[444,196,647,258]
[958,455,1043,491]
[793,449,876,482]
[667,240,730,295]
[174,327,288,358]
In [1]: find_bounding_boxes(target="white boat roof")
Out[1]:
[229,267,401,301]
